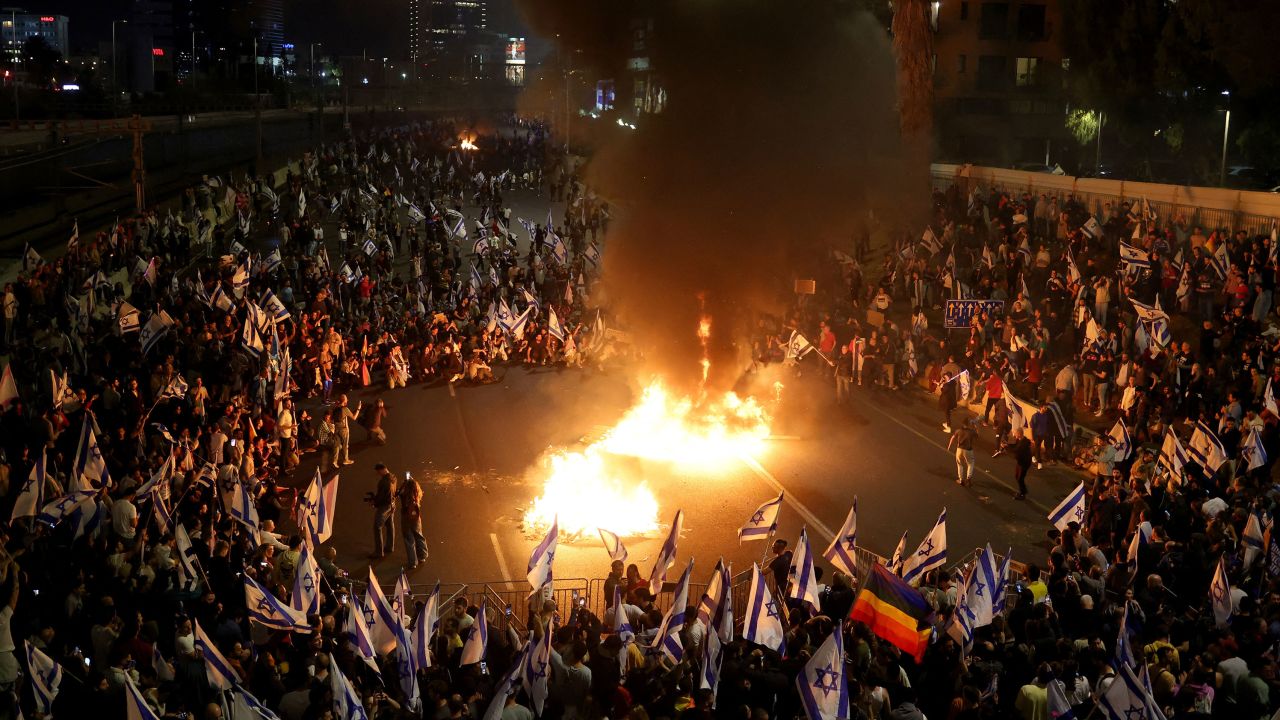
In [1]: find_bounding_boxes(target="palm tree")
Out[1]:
[892,0,934,146]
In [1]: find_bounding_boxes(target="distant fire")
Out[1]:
[523,315,773,538]
[459,137,478,151]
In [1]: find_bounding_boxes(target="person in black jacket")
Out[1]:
[1013,427,1033,500]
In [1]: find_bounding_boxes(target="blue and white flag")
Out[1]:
[450,216,467,239]
[648,509,684,596]
[527,517,558,595]
[1118,241,1151,269]
[1127,521,1152,568]
[522,619,552,715]
[482,647,529,720]
[521,287,541,315]
[174,524,202,591]
[822,499,858,577]
[1114,603,1137,669]
[364,568,399,655]
[789,528,821,614]
[1047,678,1075,720]
[1243,512,1267,574]
[390,621,420,713]
[241,315,265,357]
[549,233,568,265]
[412,583,440,669]
[900,508,947,586]
[125,676,162,720]
[1189,421,1229,473]
[888,531,909,575]
[609,584,635,644]
[1212,241,1230,279]
[138,310,175,356]
[135,455,173,500]
[291,542,321,616]
[742,563,786,652]
[1159,430,1190,479]
[651,558,693,662]
[598,528,627,563]
[151,644,175,683]
[1108,419,1132,462]
[700,623,725,704]
[245,575,311,633]
[1098,664,1157,720]
[796,628,849,720]
[991,548,1013,615]
[229,683,283,720]
[329,657,370,720]
[229,478,260,544]
[696,559,733,644]
[1081,216,1103,239]
[231,262,250,298]
[208,284,233,312]
[1048,482,1088,532]
[260,289,290,322]
[296,469,338,546]
[343,594,381,674]
[25,640,61,716]
[584,243,601,267]
[507,307,533,340]
[36,489,96,528]
[1211,557,1232,626]
[1266,379,1279,416]
[1243,428,1268,472]
[547,308,566,342]
[264,248,283,274]
[194,620,240,689]
[460,599,488,665]
[739,493,784,542]
[11,450,45,524]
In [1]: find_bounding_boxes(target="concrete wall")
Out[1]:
[933,162,1280,234]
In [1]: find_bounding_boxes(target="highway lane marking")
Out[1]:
[737,455,836,543]
[857,399,1053,515]
[489,533,516,587]
[446,384,482,471]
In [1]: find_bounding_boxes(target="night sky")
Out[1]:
[43,0,529,57]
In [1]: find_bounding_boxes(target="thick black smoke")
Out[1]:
[519,0,923,393]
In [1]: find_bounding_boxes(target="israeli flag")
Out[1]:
[527,517,559,595]
[508,306,533,340]
[738,492,784,542]
[291,542,321,615]
[965,545,999,630]
[1243,512,1267,570]
[609,584,635,645]
[482,647,529,720]
[36,489,97,528]
[584,243,601,267]
[26,640,61,715]
[125,676,162,720]
[796,628,849,720]
[208,284,233,312]
[1114,603,1137,669]
[343,595,381,675]
[920,226,942,255]
[1081,216,1103,239]
[139,310,175,356]
[788,528,821,613]
[231,262,250,298]
[647,509,684,596]
[1066,249,1082,283]
[522,287,541,314]
[1159,430,1190,479]
[159,374,189,401]
[1108,419,1132,461]
[1266,379,1278,416]
[991,549,1013,614]
[328,656,370,720]
[174,524,202,591]
[822,499,858,577]
[522,617,553,715]
[786,331,814,361]
[1189,421,1229,472]
[696,558,734,644]
[1243,428,1268,472]
[229,683,283,720]
[742,563,786,652]
[297,469,338,546]
[412,584,440,669]
[450,216,467,239]
[391,621,421,712]
[900,508,947,586]
[1212,242,1230,279]
[1210,556,1233,626]
[194,620,240,689]
[264,248,283,274]
[242,316,266,357]
[261,289,290,322]
[1048,482,1088,532]
[460,599,489,665]
[549,234,568,265]
[135,455,173,499]
[1126,521,1152,568]
[888,531,909,575]
[229,478,261,544]
[1098,664,1158,720]
[117,301,142,333]
[650,558,693,662]
[547,308,566,342]
[473,236,491,256]
[598,528,628,562]
[246,575,311,633]
[11,450,45,524]
[364,568,399,655]
[700,622,725,703]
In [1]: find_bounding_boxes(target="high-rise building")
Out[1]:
[416,0,487,77]
[932,0,1068,166]
[409,0,424,62]
[1,10,69,60]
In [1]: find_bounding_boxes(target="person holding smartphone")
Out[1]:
[397,471,427,569]
[370,464,397,560]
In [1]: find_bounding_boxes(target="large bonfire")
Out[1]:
[522,316,771,538]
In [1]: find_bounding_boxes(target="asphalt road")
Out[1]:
[298,358,1086,596]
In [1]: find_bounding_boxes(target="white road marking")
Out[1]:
[737,455,836,543]
[858,400,1052,514]
[489,533,516,587]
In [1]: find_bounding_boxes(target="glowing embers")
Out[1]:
[522,381,771,538]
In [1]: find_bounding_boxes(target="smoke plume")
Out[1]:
[518,0,925,392]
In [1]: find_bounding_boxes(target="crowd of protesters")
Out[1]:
[1,107,1279,720]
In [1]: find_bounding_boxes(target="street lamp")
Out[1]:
[1219,90,1231,188]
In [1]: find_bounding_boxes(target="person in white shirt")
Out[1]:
[111,491,138,541]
